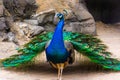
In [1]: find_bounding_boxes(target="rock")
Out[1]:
[0,5,6,31]
[64,21,96,35]
[44,23,55,31]
[28,25,44,37]
[68,0,96,35]
[0,32,6,41]
[12,22,44,40]
[35,0,96,35]
[0,17,7,30]
[3,0,38,21]
[0,5,4,17]
[32,9,55,25]
[36,0,70,13]
[0,17,10,41]
[5,32,16,41]
[24,19,38,26]
[0,4,9,41]
[2,0,97,41]
[2,32,17,42]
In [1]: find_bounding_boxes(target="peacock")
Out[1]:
[1,11,120,80]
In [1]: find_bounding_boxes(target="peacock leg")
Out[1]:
[59,68,63,80]
[58,67,60,80]
[57,64,64,80]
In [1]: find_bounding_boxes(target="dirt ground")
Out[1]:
[0,22,120,80]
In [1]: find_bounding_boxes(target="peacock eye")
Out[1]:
[59,15,63,18]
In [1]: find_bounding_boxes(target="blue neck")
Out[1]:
[46,18,69,63]
[50,18,65,48]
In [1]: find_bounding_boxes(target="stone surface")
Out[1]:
[0,17,7,30]
[0,5,6,31]
[3,0,38,21]
[34,0,96,35]
[36,0,70,13]
[24,19,39,26]
[0,5,4,17]
[5,32,15,41]
[44,23,55,31]
[66,0,96,35]
[2,0,97,41]
[3,0,120,36]
[12,22,44,40]
[64,21,96,35]
[28,25,44,37]
[0,2,6,40]
[2,32,18,45]
[32,9,55,25]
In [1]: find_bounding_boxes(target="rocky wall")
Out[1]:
[1,0,97,43]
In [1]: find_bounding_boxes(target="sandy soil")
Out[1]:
[0,22,120,80]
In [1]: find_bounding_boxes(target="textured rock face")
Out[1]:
[35,0,96,35]
[2,0,97,42]
[3,0,38,21]
[12,22,44,40]
[0,4,9,41]
[2,0,120,42]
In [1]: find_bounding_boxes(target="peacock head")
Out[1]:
[57,9,68,20]
[57,13,64,20]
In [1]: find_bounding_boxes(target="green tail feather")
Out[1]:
[63,32,120,71]
[1,41,47,67]
[1,31,120,70]
[0,32,53,67]
[69,34,120,71]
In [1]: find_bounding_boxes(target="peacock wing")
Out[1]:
[63,31,120,71]
[0,32,53,67]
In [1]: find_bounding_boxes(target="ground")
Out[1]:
[0,22,120,80]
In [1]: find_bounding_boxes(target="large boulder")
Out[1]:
[2,0,97,42]
[3,0,38,21]
[34,0,96,35]
[0,4,10,41]
[12,22,44,40]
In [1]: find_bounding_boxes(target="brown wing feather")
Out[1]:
[64,41,75,64]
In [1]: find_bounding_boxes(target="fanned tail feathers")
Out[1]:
[69,32,120,71]
[1,31,120,70]
[0,32,53,67]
